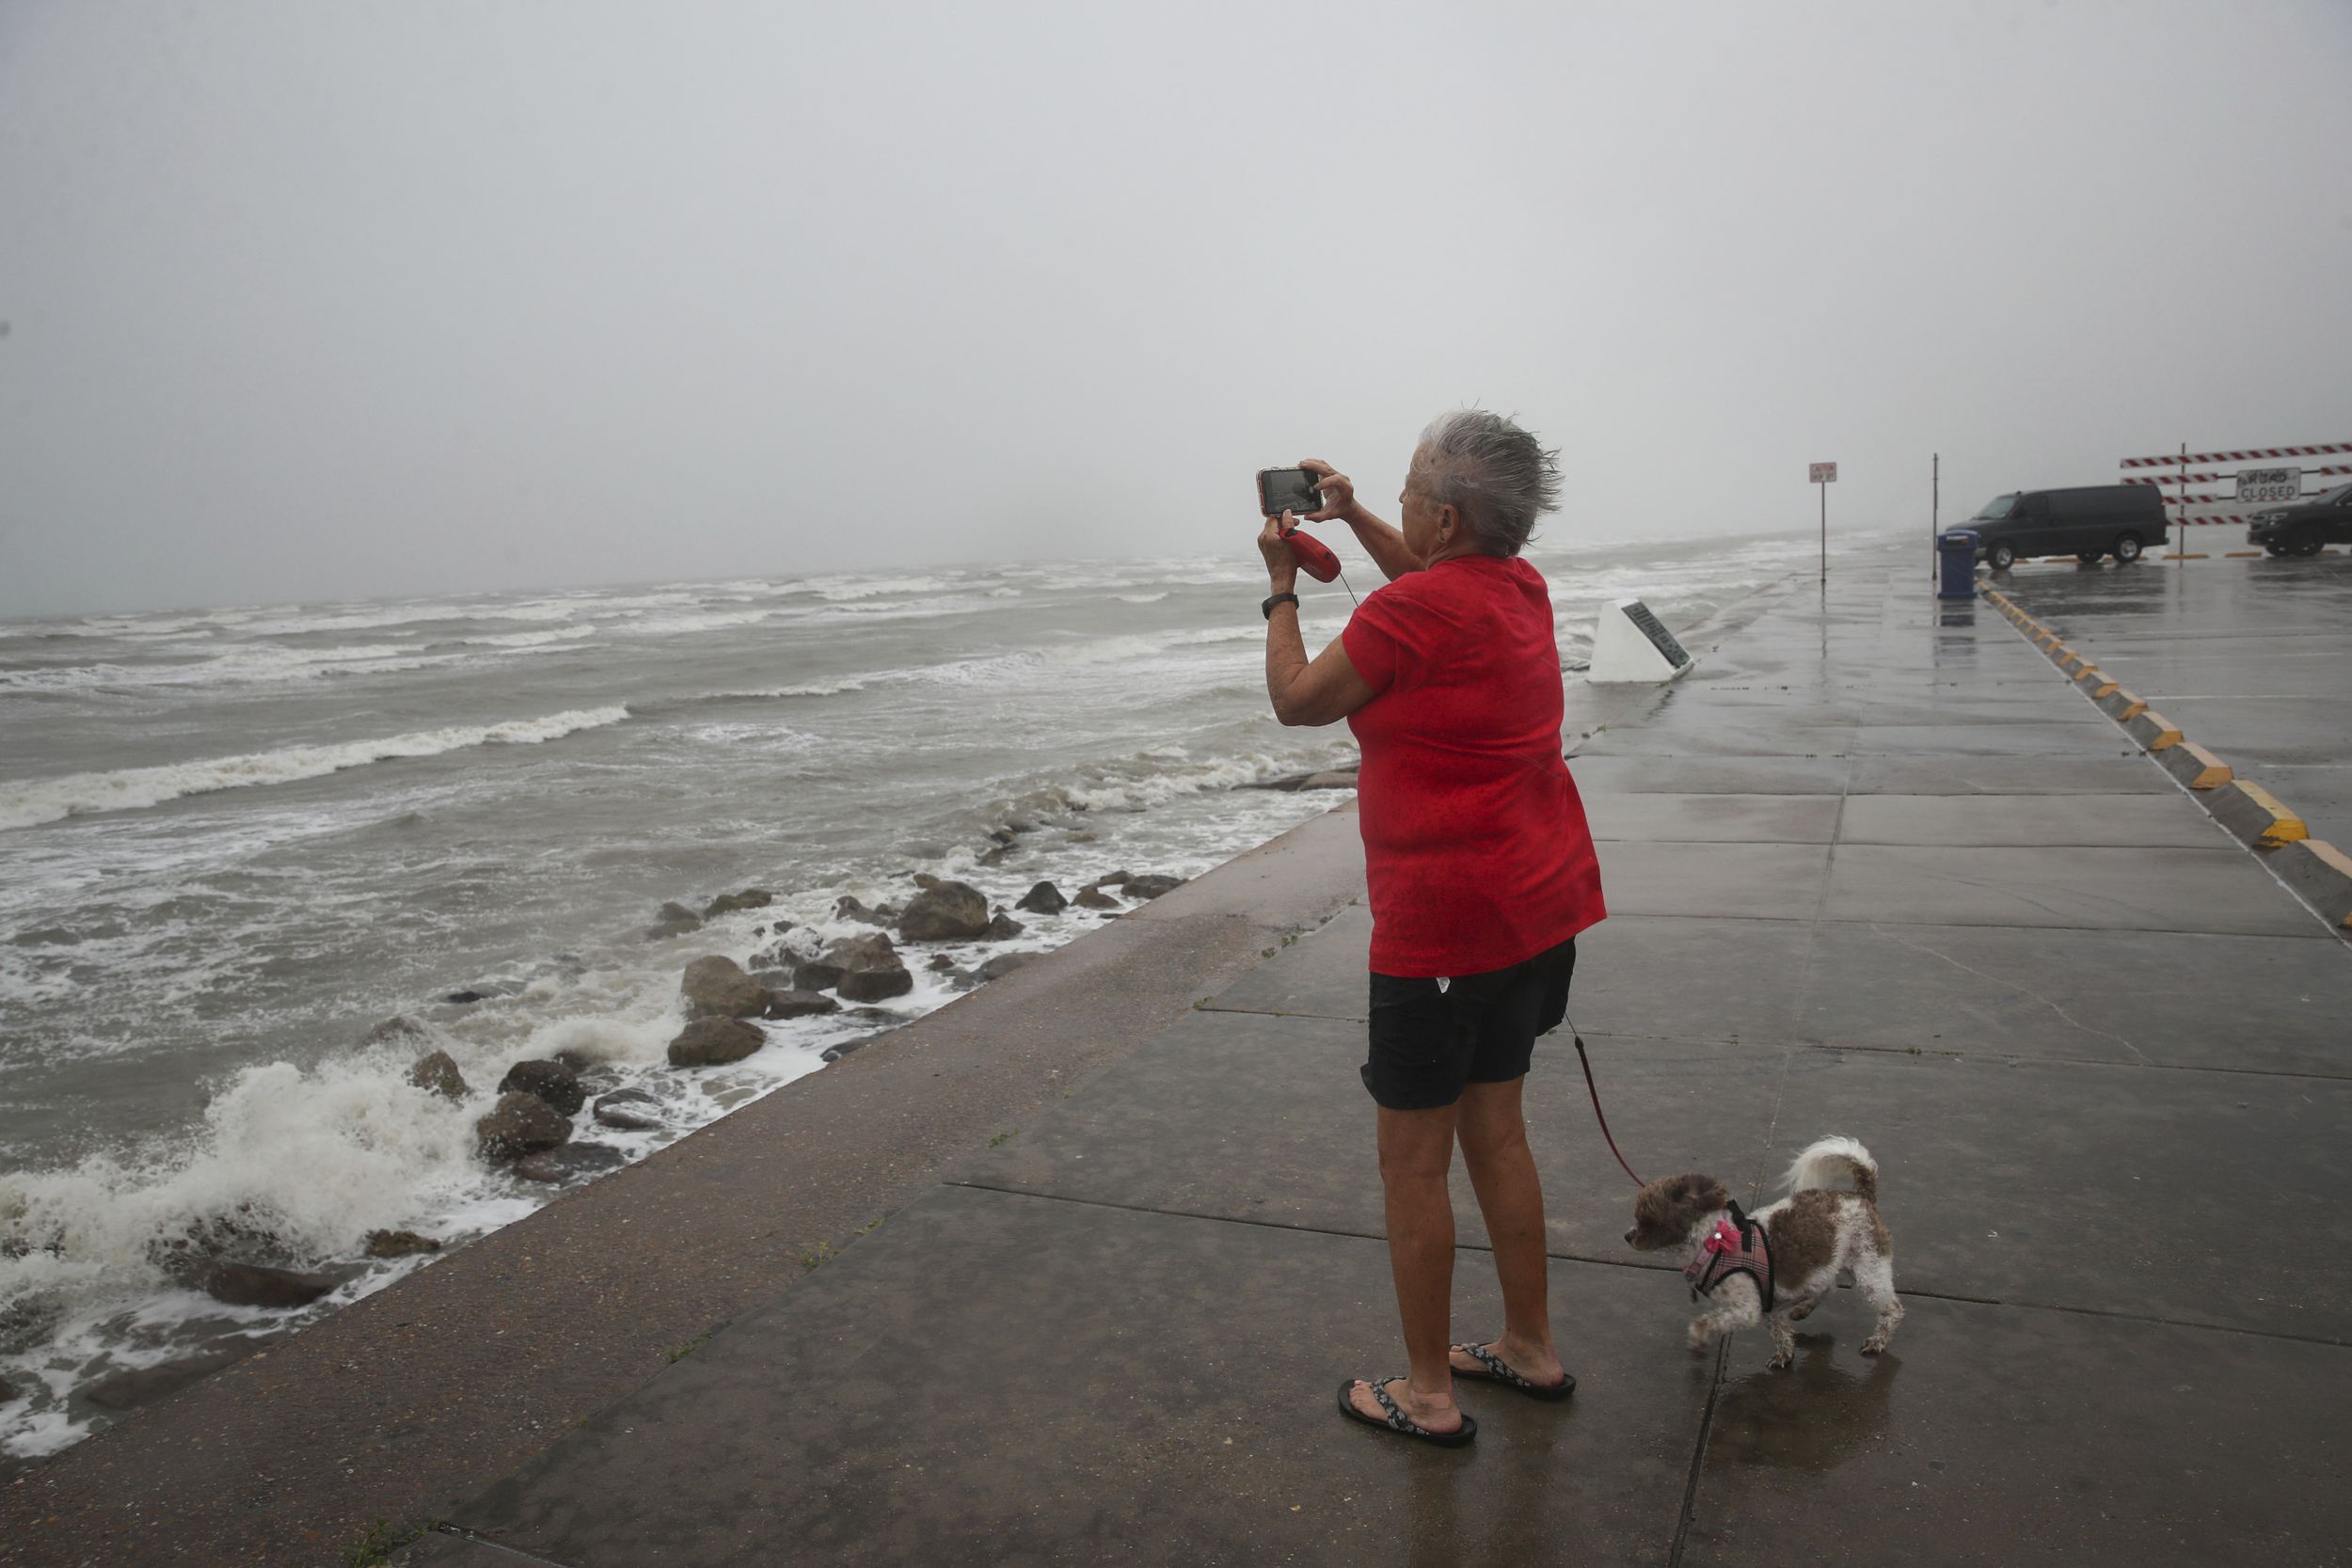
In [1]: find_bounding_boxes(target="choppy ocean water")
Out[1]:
[0,527,1874,1458]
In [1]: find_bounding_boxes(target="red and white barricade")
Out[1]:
[2118,442,2352,529]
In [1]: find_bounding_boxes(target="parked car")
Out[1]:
[1967,485,2170,570]
[2248,483,2352,557]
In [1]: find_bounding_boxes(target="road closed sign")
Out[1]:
[2236,467,2300,502]
[1810,462,1837,483]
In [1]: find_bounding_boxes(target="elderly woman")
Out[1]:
[1258,410,1605,1447]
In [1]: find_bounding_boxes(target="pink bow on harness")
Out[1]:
[1684,1204,1775,1309]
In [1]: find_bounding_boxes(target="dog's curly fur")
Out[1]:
[1624,1135,1902,1370]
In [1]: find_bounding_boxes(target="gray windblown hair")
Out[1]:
[1411,409,1564,556]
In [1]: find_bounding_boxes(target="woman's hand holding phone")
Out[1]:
[1295,459,1360,524]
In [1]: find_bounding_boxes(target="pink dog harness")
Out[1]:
[1684,1200,1774,1310]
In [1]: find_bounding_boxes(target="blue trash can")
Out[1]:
[1937,530,1979,599]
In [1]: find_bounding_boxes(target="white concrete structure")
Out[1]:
[1588,596,1695,684]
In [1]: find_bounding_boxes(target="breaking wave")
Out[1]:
[0,707,632,832]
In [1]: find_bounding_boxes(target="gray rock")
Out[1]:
[763,989,842,1020]
[652,900,704,931]
[496,1058,584,1117]
[681,954,769,1020]
[911,872,943,891]
[1014,881,1068,915]
[405,1050,468,1101]
[925,954,959,973]
[1121,874,1186,900]
[837,965,914,1003]
[0,1372,16,1402]
[80,1347,251,1413]
[592,1089,662,1131]
[442,989,486,1006]
[978,912,1025,941]
[363,1229,441,1259]
[188,1261,338,1310]
[834,895,890,927]
[898,880,991,941]
[1302,770,1359,790]
[513,1144,628,1184]
[475,1092,574,1160]
[823,932,900,973]
[702,888,774,918]
[667,1016,766,1068]
[1073,887,1120,910]
[975,951,1035,982]
[1091,870,1133,888]
[792,960,847,992]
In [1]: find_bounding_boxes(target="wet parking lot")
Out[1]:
[1986,547,2352,853]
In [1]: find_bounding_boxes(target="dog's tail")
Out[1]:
[1784,1135,1878,1202]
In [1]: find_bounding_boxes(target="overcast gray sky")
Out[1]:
[2,0,2346,618]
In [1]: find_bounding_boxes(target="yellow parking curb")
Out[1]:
[2273,840,2352,927]
[2158,741,2232,790]
[2225,551,2262,559]
[2099,687,2146,721]
[2211,782,2309,848]
[2126,709,2182,751]
[2084,673,2119,698]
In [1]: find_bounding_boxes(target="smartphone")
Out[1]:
[1256,467,1326,518]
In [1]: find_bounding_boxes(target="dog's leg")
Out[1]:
[1855,1254,1904,1354]
[1688,1277,1762,1354]
[1785,1291,1824,1323]
[1765,1309,1800,1370]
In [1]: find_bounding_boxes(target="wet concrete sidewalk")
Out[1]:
[389,547,2348,1567]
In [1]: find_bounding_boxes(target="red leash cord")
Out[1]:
[1569,1022,1645,1187]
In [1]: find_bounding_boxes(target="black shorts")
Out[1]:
[1360,937,1578,1111]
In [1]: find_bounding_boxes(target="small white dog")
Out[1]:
[1623,1134,1902,1370]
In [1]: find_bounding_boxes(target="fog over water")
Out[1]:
[3,1,2347,619]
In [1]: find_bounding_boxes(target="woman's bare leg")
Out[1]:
[1453,1076,1565,1386]
[1344,1101,1463,1430]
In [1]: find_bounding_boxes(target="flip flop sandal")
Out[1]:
[1449,1340,1576,1402]
[1335,1376,1477,1448]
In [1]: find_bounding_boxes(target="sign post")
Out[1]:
[1809,462,1837,582]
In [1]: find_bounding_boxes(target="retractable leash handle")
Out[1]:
[1281,525,1342,583]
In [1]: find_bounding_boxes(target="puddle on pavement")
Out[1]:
[1707,1331,1905,1474]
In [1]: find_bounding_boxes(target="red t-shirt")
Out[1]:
[1340,554,1605,978]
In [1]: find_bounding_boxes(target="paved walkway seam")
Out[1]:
[1665,1338,1730,1568]
[419,1523,579,1566]
[949,1171,2351,1344]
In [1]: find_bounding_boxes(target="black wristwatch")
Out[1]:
[1262,592,1300,621]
